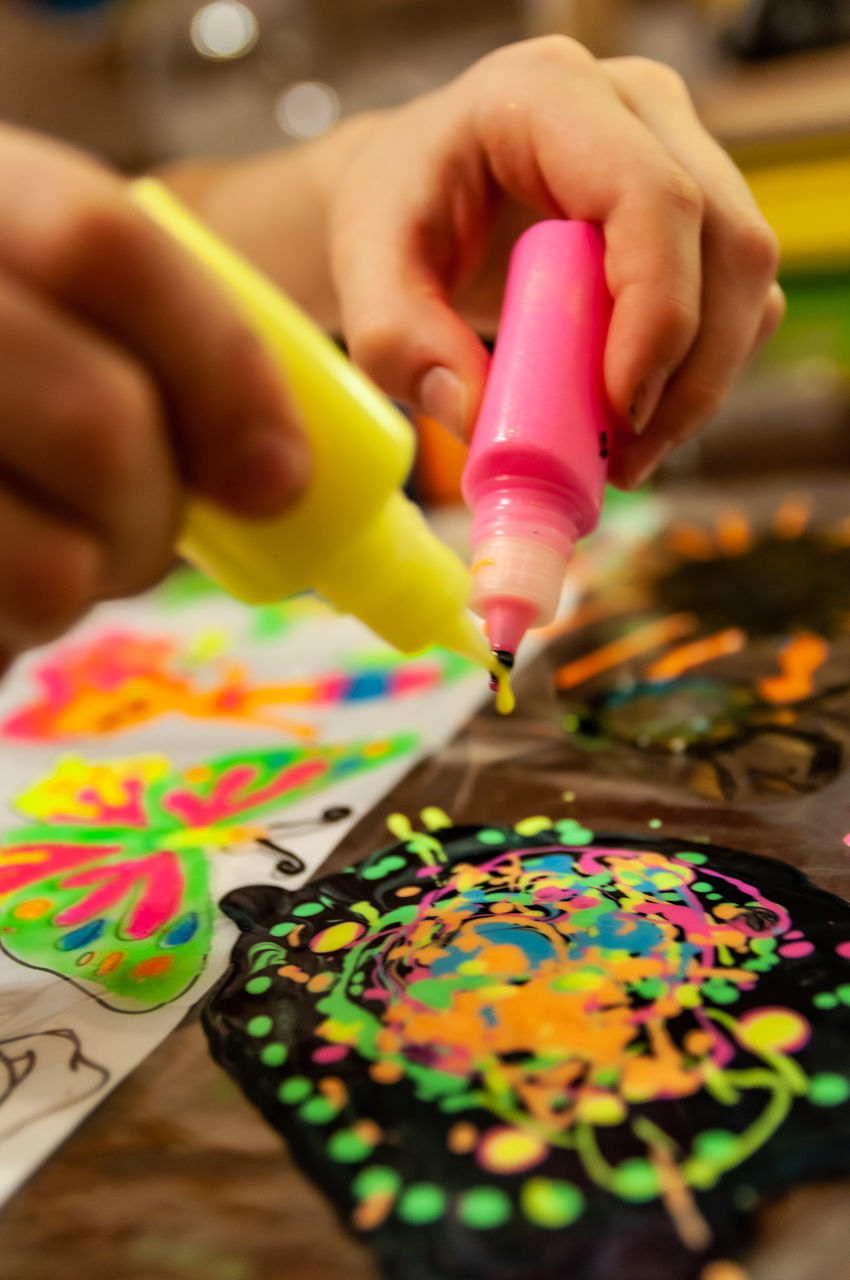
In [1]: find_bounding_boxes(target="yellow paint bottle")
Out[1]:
[130,179,493,674]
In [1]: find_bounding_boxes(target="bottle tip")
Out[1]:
[489,648,515,693]
[488,651,516,715]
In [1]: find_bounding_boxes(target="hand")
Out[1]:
[0,125,309,659]
[327,38,784,489]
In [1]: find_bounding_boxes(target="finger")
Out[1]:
[0,127,310,516]
[753,281,786,354]
[0,484,102,653]
[331,105,493,439]
[0,268,182,595]
[603,60,780,485]
[335,39,705,441]
[610,282,786,489]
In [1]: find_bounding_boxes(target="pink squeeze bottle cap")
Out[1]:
[462,220,613,667]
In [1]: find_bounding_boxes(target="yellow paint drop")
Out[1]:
[738,1008,809,1054]
[490,659,516,716]
[514,816,553,836]
[311,921,364,953]
[420,806,452,831]
[577,1092,627,1126]
[479,1127,547,1173]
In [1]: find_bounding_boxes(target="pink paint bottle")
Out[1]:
[462,220,613,673]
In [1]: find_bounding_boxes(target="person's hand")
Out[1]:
[328,38,784,488]
[0,125,308,660]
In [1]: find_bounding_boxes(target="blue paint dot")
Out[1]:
[161,912,199,947]
[57,919,105,951]
[346,673,389,701]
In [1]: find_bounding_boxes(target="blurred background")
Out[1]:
[1,0,849,499]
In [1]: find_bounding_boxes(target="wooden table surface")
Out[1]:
[3,479,850,1280]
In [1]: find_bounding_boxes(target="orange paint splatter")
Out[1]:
[646,628,746,682]
[665,524,717,560]
[448,1122,479,1154]
[772,494,812,539]
[757,633,828,704]
[556,614,697,690]
[715,509,752,556]
[131,955,172,979]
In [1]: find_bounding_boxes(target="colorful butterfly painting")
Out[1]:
[0,734,416,1014]
[0,629,472,743]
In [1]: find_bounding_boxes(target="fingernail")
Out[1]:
[418,366,467,438]
[629,367,669,435]
[215,427,312,517]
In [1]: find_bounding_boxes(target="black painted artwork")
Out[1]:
[555,503,850,802]
[205,816,850,1280]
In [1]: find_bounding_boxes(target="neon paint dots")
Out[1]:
[206,820,850,1280]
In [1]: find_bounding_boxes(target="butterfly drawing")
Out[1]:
[0,734,416,1014]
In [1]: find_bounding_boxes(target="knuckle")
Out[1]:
[652,294,701,352]
[615,56,690,100]
[9,534,99,643]
[732,218,781,279]
[658,165,704,223]
[483,33,595,76]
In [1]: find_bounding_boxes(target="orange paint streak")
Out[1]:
[646,628,746,681]
[757,633,828,704]
[650,1144,711,1250]
[665,524,716,560]
[715,509,752,556]
[533,600,641,642]
[555,614,697,690]
[772,494,811,539]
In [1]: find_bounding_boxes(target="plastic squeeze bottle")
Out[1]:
[462,220,613,680]
[130,179,492,674]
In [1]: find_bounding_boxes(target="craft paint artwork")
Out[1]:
[1,629,469,742]
[0,735,414,1012]
[206,815,850,1279]
[556,500,850,801]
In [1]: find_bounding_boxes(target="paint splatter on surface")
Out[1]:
[205,816,850,1280]
[555,501,850,802]
[0,630,470,743]
[0,735,415,1012]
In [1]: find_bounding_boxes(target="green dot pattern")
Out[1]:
[476,829,507,845]
[299,1096,337,1125]
[520,1178,584,1228]
[328,1128,374,1163]
[611,1158,659,1202]
[293,902,323,917]
[353,1166,400,1200]
[245,975,272,995]
[397,1183,447,1225]
[247,1015,272,1038]
[260,1043,288,1067]
[278,1077,312,1105]
[270,921,295,937]
[458,1187,512,1229]
[809,1073,850,1107]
